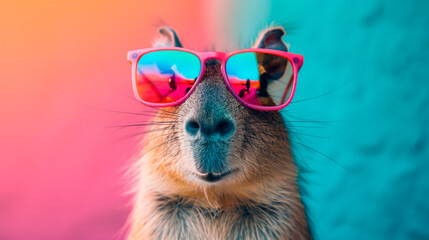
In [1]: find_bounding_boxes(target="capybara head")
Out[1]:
[141,27,294,194]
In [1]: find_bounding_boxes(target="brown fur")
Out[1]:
[126,27,310,240]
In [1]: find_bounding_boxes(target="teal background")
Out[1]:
[230,0,429,239]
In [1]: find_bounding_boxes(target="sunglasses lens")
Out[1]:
[136,50,201,104]
[226,52,294,107]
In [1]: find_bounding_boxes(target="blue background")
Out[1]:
[230,0,429,239]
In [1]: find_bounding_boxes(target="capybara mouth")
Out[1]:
[195,169,238,183]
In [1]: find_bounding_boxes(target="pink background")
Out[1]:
[0,1,218,239]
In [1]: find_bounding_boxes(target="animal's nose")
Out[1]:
[185,114,235,174]
[183,59,236,175]
[185,117,235,140]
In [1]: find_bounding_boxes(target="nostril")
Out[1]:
[185,120,200,136]
[216,119,235,139]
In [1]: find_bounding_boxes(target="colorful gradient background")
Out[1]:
[1,0,428,239]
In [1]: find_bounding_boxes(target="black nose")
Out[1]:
[185,117,235,140]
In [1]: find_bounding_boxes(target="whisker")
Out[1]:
[289,139,346,170]
[144,104,178,115]
[286,131,329,139]
[289,82,348,105]
[140,130,178,144]
[106,122,177,129]
[115,127,174,142]
[92,107,177,119]
[285,125,326,129]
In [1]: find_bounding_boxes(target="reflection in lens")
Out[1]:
[226,52,294,107]
[136,50,201,103]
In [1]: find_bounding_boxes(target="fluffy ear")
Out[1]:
[252,27,289,81]
[153,27,183,47]
[253,27,288,52]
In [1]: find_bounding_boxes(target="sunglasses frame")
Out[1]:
[127,47,303,111]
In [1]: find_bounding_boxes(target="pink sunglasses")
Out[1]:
[127,47,303,111]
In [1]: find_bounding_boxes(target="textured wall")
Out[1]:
[227,0,429,239]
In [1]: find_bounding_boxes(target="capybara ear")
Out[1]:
[253,27,289,81]
[153,27,183,47]
[253,27,288,52]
